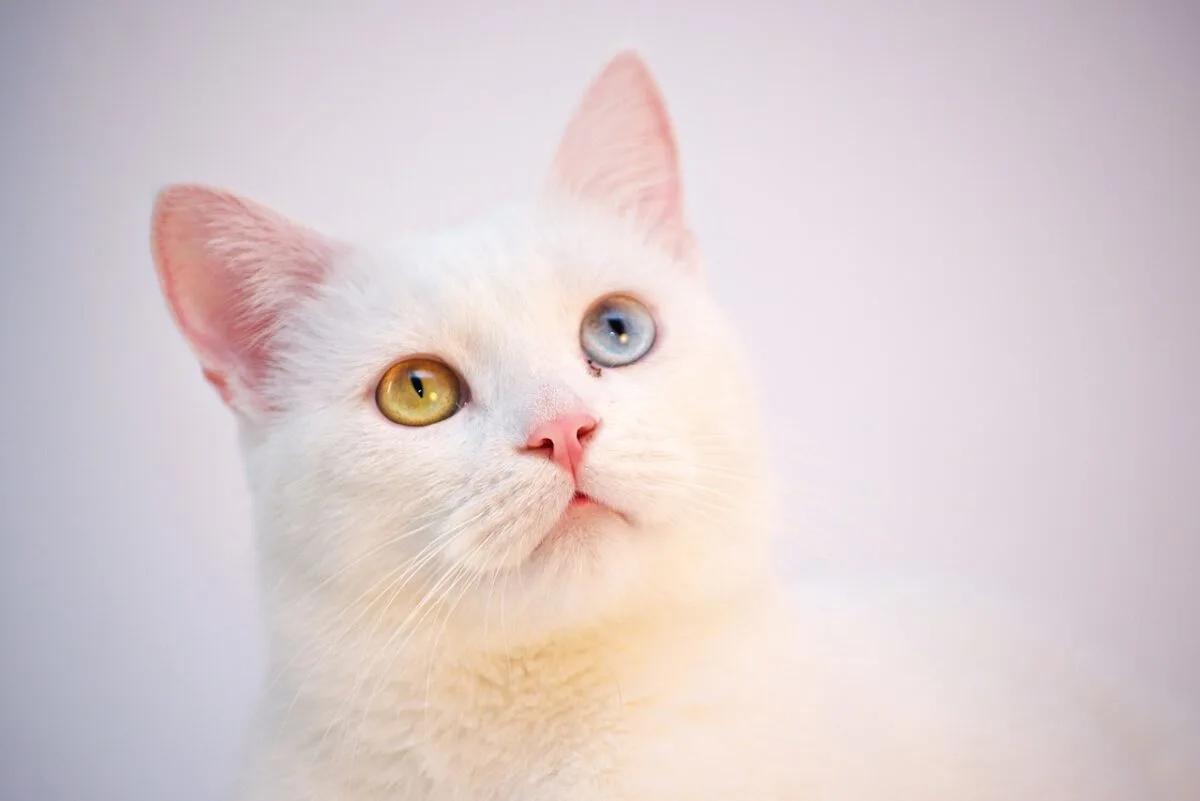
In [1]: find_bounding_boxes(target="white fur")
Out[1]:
[153,55,1198,801]
[221,194,1198,800]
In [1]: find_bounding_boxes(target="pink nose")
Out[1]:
[524,413,598,478]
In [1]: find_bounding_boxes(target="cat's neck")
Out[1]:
[248,577,780,794]
[259,551,778,706]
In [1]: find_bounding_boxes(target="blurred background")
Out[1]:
[2,1,1198,799]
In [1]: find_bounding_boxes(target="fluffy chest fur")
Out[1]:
[245,583,1195,801]
[247,599,761,800]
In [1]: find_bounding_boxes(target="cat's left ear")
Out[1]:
[549,51,697,265]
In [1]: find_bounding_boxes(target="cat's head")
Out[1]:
[151,53,773,647]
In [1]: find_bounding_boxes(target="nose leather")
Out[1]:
[523,413,598,479]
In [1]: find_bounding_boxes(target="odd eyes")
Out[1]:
[375,294,656,426]
[376,358,463,427]
[579,294,657,368]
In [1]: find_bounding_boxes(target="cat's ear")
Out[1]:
[549,51,696,262]
[150,184,334,417]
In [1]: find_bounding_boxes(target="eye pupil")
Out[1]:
[410,374,424,398]
[607,316,627,338]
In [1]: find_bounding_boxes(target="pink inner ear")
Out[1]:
[151,185,332,412]
[551,52,689,250]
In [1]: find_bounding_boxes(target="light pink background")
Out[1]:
[2,2,1197,799]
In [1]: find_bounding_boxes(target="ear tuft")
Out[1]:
[549,52,694,260]
[150,184,333,415]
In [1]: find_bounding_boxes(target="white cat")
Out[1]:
[150,52,1197,800]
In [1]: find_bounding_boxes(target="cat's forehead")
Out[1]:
[363,210,670,327]
[392,210,646,294]
[317,206,685,380]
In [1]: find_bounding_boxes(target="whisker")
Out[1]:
[284,504,493,750]
[271,524,464,739]
[262,507,454,696]
[344,559,472,755]
[421,542,491,736]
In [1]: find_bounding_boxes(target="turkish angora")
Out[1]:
[150,51,1197,801]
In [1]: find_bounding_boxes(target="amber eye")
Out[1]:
[375,358,463,427]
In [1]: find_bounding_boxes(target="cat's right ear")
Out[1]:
[549,51,698,265]
[150,184,334,418]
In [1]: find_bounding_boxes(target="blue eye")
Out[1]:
[580,294,656,368]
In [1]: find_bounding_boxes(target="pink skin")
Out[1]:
[524,412,622,556]
[523,412,598,488]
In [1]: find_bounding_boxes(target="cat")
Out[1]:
[149,51,1197,801]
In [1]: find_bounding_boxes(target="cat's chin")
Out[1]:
[529,491,628,559]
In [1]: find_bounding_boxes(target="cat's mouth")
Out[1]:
[565,491,626,521]
[568,491,595,509]
[530,490,629,557]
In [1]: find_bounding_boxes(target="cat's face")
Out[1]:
[151,53,771,644]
